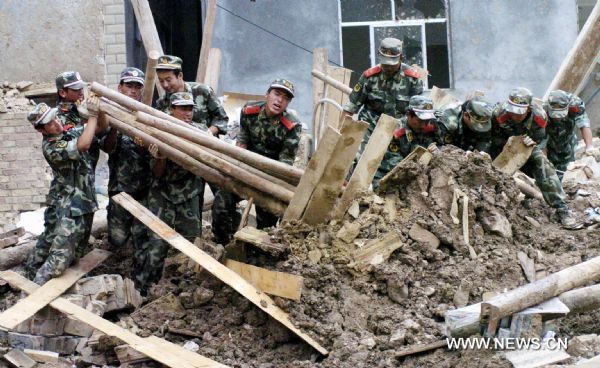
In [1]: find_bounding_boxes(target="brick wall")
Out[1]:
[0,113,51,232]
[103,0,127,89]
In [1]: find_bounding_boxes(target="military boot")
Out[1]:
[556,207,583,230]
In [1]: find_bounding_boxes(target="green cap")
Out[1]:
[120,67,145,85]
[156,55,183,70]
[269,78,295,97]
[55,71,85,90]
[28,103,58,128]
[465,96,493,132]
[170,92,195,106]
[504,87,532,114]
[378,38,402,66]
[546,90,570,119]
[409,95,435,120]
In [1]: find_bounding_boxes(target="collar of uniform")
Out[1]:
[57,101,75,112]
[258,106,284,123]
[45,132,64,141]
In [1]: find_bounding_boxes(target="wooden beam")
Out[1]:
[142,49,160,106]
[0,241,35,271]
[282,126,341,221]
[393,340,447,359]
[0,271,228,368]
[349,232,403,270]
[233,227,286,256]
[312,48,328,146]
[113,193,328,355]
[237,197,254,231]
[311,69,352,95]
[0,227,24,240]
[333,114,396,219]
[0,249,110,330]
[323,66,352,132]
[224,259,302,301]
[196,0,217,83]
[204,48,222,92]
[302,116,369,225]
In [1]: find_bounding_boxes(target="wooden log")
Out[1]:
[0,271,229,368]
[393,340,447,359]
[283,127,341,221]
[204,48,222,91]
[112,193,328,355]
[312,48,328,146]
[0,241,35,270]
[130,0,164,97]
[0,249,110,330]
[0,227,24,240]
[108,116,287,216]
[142,50,160,106]
[311,69,352,95]
[558,284,600,314]
[0,236,18,249]
[195,0,217,83]
[513,174,544,201]
[480,255,600,331]
[238,198,254,231]
[233,227,286,256]
[333,114,396,219]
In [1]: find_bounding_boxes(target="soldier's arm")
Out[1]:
[100,126,119,154]
[237,110,249,149]
[197,85,229,136]
[570,97,593,148]
[278,124,302,166]
[343,74,369,114]
[409,77,424,96]
[77,96,99,152]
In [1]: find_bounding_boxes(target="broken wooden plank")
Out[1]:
[166,327,203,339]
[0,236,19,249]
[283,126,342,221]
[0,249,111,330]
[394,339,447,359]
[492,135,534,176]
[348,232,403,270]
[224,259,303,301]
[3,348,36,368]
[333,114,397,219]
[233,227,286,256]
[0,227,24,240]
[113,192,328,355]
[0,271,228,368]
[302,116,369,225]
[237,198,254,231]
[23,349,59,363]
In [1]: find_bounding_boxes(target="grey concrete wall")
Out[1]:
[0,0,105,84]
[212,0,341,127]
[448,0,578,104]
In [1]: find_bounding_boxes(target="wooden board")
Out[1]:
[23,349,59,363]
[0,271,228,368]
[312,48,328,143]
[302,116,369,225]
[0,249,111,330]
[113,193,328,355]
[195,0,217,83]
[323,65,352,132]
[492,136,534,176]
[349,232,403,270]
[224,259,303,301]
[204,48,222,92]
[233,227,286,256]
[282,126,342,221]
[333,114,397,219]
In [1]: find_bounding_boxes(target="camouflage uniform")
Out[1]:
[25,105,97,285]
[490,88,566,210]
[436,97,493,154]
[212,85,301,244]
[543,90,591,180]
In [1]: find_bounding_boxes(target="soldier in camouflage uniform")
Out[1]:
[25,98,104,284]
[212,79,302,244]
[436,96,494,154]
[374,96,438,187]
[490,87,579,228]
[133,92,204,295]
[100,68,151,249]
[543,90,595,180]
[344,38,423,155]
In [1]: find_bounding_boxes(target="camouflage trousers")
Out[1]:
[522,148,567,209]
[548,148,575,182]
[107,190,148,249]
[133,192,201,295]
[211,190,278,245]
[29,196,61,269]
[26,213,93,285]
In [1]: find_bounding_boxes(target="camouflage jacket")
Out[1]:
[344,63,423,130]
[237,101,301,166]
[543,95,590,156]
[155,82,228,134]
[436,102,492,153]
[490,104,548,159]
[102,132,151,194]
[57,101,100,167]
[42,126,97,217]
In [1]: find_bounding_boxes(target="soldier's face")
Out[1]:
[381,63,400,76]
[157,70,184,94]
[59,88,84,103]
[171,105,194,123]
[118,82,144,101]
[42,118,63,135]
[508,111,528,123]
[265,89,291,117]
[407,114,430,133]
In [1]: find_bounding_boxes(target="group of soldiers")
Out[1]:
[26,36,595,293]
[346,37,595,229]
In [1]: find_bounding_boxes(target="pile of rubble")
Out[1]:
[0,81,38,113]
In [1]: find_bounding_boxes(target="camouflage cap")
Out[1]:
[378,38,403,66]
[28,103,58,128]
[546,90,570,119]
[504,87,532,115]
[56,71,85,90]
[268,78,295,98]
[120,67,145,85]
[156,55,183,70]
[409,95,435,120]
[170,92,195,106]
[465,96,493,132]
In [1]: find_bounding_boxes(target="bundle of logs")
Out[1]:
[90,82,304,216]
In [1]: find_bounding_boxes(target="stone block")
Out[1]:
[8,332,45,351]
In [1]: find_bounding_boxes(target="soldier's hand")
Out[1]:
[522,135,536,147]
[427,142,439,154]
[148,143,165,159]
[584,146,598,157]
[133,136,144,147]
[86,94,100,117]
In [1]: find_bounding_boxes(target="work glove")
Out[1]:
[133,136,144,147]
[584,145,598,157]
[522,135,536,147]
[148,143,166,160]
[427,142,440,154]
[85,94,100,118]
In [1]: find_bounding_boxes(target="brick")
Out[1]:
[103,14,116,25]
[1,127,16,134]
[115,33,125,44]
[104,33,116,44]
[0,140,16,148]
[8,333,45,351]
[116,54,127,63]
[44,336,83,355]
[104,54,116,64]
[113,14,125,25]
[104,4,124,15]
[107,64,124,74]
[105,24,124,35]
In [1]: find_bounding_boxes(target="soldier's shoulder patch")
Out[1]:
[363,65,382,78]
[533,114,547,128]
[56,140,68,149]
[393,127,406,139]
[243,105,261,115]
[280,116,296,131]
[444,134,453,144]
[496,113,510,124]
[403,68,420,79]
[353,83,362,92]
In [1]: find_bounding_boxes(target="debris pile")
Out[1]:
[0,81,37,113]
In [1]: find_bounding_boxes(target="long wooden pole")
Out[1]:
[142,50,160,106]
[108,117,288,216]
[312,69,352,95]
[196,0,217,83]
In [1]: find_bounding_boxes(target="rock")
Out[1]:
[359,337,376,349]
[5,89,19,98]
[336,222,361,243]
[131,293,186,331]
[307,249,322,264]
[424,287,436,296]
[453,285,470,307]
[401,319,421,332]
[16,81,33,90]
[389,329,407,347]
[408,223,440,250]
[479,208,512,238]
[183,340,199,352]
[91,209,108,236]
[524,216,541,228]
[192,287,214,306]
[347,201,360,219]
[566,334,600,359]
[387,278,409,304]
